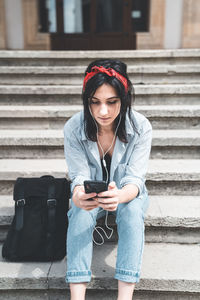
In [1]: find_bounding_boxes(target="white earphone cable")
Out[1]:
[96,114,121,183]
[88,106,121,245]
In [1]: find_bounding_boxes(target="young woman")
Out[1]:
[64,59,152,300]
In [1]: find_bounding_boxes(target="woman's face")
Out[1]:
[89,83,121,131]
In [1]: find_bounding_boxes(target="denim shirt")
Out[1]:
[64,109,152,197]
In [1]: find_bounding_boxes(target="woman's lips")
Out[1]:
[98,117,110,121]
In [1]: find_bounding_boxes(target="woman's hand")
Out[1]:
[72,185,99,211]
[96,181,120,211]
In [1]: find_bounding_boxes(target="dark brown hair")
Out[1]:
[82,59,136,142]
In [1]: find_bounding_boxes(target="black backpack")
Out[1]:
[2,175,70,262]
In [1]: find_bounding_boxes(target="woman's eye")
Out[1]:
[108,100,118,104]
[90,99,119,105]
[90,100,99,105]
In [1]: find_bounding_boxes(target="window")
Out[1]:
[96,0,123,33]
[131,0,150,32]
[38,0,91,33]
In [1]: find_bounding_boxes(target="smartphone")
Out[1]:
[84,180,108,197]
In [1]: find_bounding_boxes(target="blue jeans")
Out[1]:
[65,191,150,283]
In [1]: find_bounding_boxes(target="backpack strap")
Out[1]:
[15,178,25,231]
[46,179,57,259]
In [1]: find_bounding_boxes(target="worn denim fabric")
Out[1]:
[64,109,152,283]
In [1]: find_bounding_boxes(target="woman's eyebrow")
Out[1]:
[107,96,120,100]
[91,96,120,100]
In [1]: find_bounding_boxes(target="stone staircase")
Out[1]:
[0,49,200,300]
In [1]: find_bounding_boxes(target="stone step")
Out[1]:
[0,65,200,85]
[0,195,199,244]
[0,129,199,159]
[0,242,200,299]
[0,84,200,105]
[0,105,200,130]
[0,49,200,66]
[151,129,200,159]
[0,159,199,196]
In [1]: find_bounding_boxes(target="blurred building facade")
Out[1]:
[0,0,200,50]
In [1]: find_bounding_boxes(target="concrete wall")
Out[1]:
[0,0,6,49]
[137,0,165,49]
[164,0,183,49]
[182,0,200,48]
[4,0,24,49]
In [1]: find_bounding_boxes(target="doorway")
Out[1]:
[39,0,150,50]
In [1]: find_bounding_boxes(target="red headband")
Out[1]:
[83,66,128,93]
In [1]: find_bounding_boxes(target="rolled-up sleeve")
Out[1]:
[120,119,152,195]
[64,123,91,193]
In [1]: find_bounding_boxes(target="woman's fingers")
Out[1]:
[74,182,119,211]
[97,190,117,198]
[97,197,118,204]
[98,203,118,211]
[73,187,98,210]
[82,192,97,200]
[108,181,116,190]
[97,197,119,211]
[80,199,98,209]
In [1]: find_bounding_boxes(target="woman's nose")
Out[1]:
[99,104,108,115]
